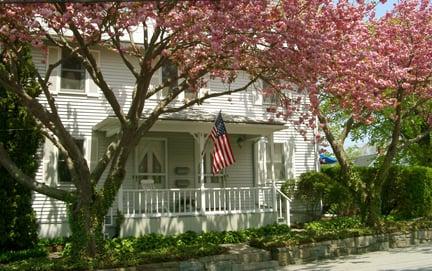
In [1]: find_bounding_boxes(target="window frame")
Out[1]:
[262,80,280,106]
[161,59,179,98]
[198,143,225,185]
[57,138,85,184]
[60,49,87,94]
[266,142,286,182]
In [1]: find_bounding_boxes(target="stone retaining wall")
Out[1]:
[99,244,279,271]
[272,229,432,266]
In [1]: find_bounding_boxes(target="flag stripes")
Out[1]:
[210,112,235,174]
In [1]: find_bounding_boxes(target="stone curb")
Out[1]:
[272,229,432,266]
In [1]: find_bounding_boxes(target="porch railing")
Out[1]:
[121,186,275,217]
[275,187,291,226]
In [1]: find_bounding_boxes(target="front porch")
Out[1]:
[95,112,292,236]
[104,186,290,236]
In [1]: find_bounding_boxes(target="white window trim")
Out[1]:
[47,46,61,95]
[85,49,101,97]
[47,46,100,97]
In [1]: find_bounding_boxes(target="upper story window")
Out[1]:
[60,50,86,93]
[58,138,84,183]
[262,80,280,106]
[47,47,100,96]
[161,59,178,97]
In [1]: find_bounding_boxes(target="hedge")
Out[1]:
[0,47,42,252]
[292,165,432,219]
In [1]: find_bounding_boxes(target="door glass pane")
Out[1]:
[152,153,162,173]
[138,153,148,173]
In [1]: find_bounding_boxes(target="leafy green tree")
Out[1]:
[0,47,42,251]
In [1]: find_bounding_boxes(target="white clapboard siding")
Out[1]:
[29,46,317,231]
[225,140,254,188]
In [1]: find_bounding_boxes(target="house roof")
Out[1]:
[157,109,286,124]
[94,109,286,137]
[353,154,377,167]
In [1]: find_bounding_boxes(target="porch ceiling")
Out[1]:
[94,110,286,137]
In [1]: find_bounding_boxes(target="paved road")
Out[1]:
[277,243,432,271]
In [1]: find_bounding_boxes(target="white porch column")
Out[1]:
[191,132,207,214]
[118,187,124,214]
[268,133,277,212]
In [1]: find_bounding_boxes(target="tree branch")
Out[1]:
[400,127,432,149]
[64,21,128,129]
[0,143,73,202]
[111,35,139,79]
[340,116,354,145]
[161,75,260,114]
[91,139,119,186]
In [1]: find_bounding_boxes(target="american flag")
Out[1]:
[210,112,235,175]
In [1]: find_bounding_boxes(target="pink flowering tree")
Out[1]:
[270,0,432,225]
[0,1,291,257]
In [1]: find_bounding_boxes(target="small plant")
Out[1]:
[0,245,47,264]
[305,216,363,234]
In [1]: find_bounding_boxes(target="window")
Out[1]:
[198,146,224,185]
[61,49,86,92]
[266,143,286,181]
[184,88,196,100]
[58,138,84,183]
[262,80,279,105]
[161,59,178,97]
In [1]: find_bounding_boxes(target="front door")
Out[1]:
[134,138,167,189]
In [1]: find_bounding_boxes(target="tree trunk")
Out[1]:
[364,88,404,227]
[363,183,381,227]
[68,194,105,259]
[317,113,368,222]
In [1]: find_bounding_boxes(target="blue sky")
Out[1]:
[374,0,399,17]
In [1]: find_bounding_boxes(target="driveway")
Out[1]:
[277,243,432,271]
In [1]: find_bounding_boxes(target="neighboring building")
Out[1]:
[353,144,378,167]
[31,46,319,237]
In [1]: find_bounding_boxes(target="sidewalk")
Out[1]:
[277,243,432,271]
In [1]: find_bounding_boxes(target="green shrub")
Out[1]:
[281,179,296,198]
[304,216,362,233]
[293,171,356,216]
[398,166,432,218]
[322,165,432,219]
[0,246,47,264]
[0,47,42,252]
[381,166,404,215]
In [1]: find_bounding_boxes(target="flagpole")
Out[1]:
[200,133,210,158]
[201,110,221,158]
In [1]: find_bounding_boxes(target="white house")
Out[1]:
[30,46,319,238]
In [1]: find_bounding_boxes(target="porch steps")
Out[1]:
[216,243,280,270]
